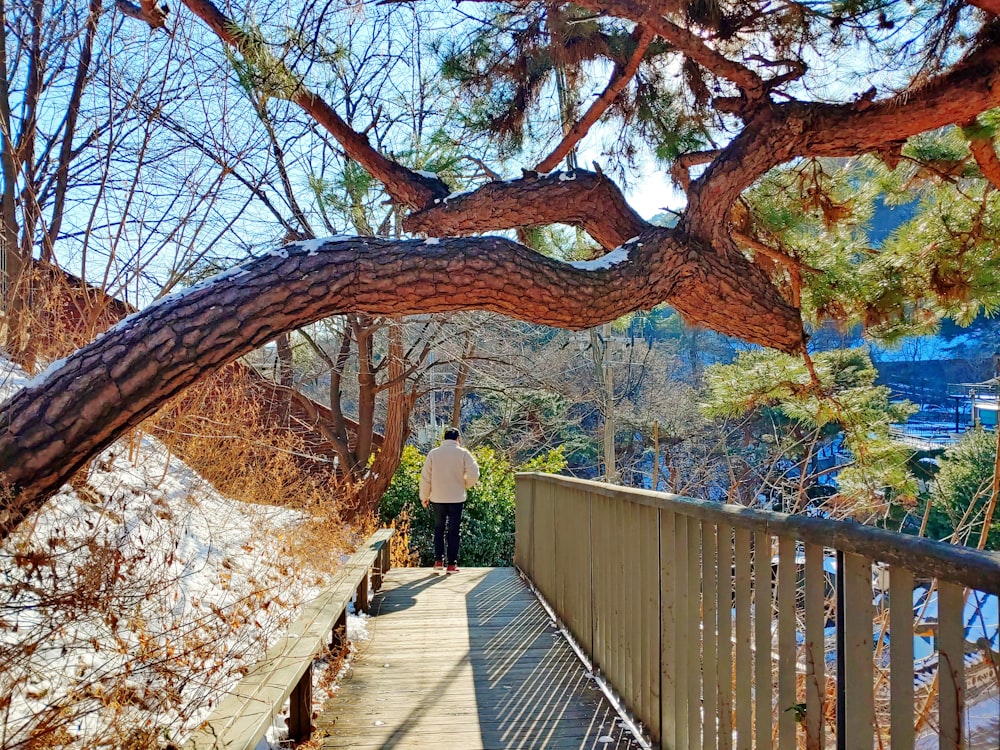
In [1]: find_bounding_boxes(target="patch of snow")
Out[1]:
[286,236,356,256]
[443,188,475,203]
[0,356,31,404]
[558,171,577,182]
[19,356,70,392]
[0,353,344,749]
[567,246,630,271]
[414,170,439,179]
[424,238,441,245]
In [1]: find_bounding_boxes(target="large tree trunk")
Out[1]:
[0,232,801,540]
[352,322,413,520]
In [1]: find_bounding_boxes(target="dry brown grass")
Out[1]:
[10,263,131,375]
[146,365,354,566]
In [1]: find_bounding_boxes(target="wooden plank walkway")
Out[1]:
[316,567,644,749]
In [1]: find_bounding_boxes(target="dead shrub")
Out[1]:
[146,364,353,568]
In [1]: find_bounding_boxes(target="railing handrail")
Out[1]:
[182,528,393,750]
[519,472,1000,594]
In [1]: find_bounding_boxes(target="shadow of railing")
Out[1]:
[465,568,639,749]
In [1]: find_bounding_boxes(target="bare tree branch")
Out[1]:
[535,26,654,173]
[687,30,1000,244]
[175,0,448,209]
[404,170,647,250]
[572,0,766,99]
[670,149,720,192]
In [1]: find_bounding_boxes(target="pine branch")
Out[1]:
[535,26,654,173]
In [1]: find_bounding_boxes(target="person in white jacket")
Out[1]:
[420,427,480,573]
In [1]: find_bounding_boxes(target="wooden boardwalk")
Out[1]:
[316,567,643,749]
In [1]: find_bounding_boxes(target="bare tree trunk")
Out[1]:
[352,315,377,472]
[353,322,412,519]
[450,335,475,427]
[651,420,659,491]
[591,324,618,484]
[275,333,294,388]
[0,0,24,358]
[44,0,102,260]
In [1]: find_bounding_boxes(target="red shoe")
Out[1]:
[433,560,444,573]
[446,564,459,574]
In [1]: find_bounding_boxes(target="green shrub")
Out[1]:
[929,428,1000,550]
[379,445,566,566]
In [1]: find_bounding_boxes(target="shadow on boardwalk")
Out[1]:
[316,567,643,749]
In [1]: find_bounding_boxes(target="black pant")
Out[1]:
[432,502,464,565]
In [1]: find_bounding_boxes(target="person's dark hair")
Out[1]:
[443,427,460,441]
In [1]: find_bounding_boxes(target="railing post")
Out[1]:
[356,573,370,614]
[287,664,313,742]
[372,545,386,591]
[331,608,347,651]
[835,549,846,750]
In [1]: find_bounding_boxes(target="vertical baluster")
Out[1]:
[718,523,734,750]
[688,517,703,749]
[588,493,607,672]
[614,496,626,702]
[755,531,774,750]
[661,509,678,750]
[554,488,566,628]
[889,566,914,750]
[843,552,874,750]
[626,499,638,723]
[537,481,556,605]
[777,536,797,750]
[676,514,691,750]
[735,528,753,750]
[514,476,534,573]
[642,504,660,742]
[593,493,604,674]
[937,581,965,750]
[600,493,611,677]
[804,544,826,750]
[704,524,719,750]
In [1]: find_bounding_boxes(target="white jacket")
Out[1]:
[419,440,480,504]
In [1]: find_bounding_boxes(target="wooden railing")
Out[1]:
[183,529,393,750]
[515,473,1000,750]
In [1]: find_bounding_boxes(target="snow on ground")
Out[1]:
[0,355,363,749]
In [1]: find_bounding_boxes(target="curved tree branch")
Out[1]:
[573,0,765,98]
[687,30,1000,242]
[0,232,802,539]
[175,0,448,209]
[404,169,648,250]
[670,149,720,191]
[967,130,1000,189]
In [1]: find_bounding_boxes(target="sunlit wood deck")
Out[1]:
[315,567,643,749]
